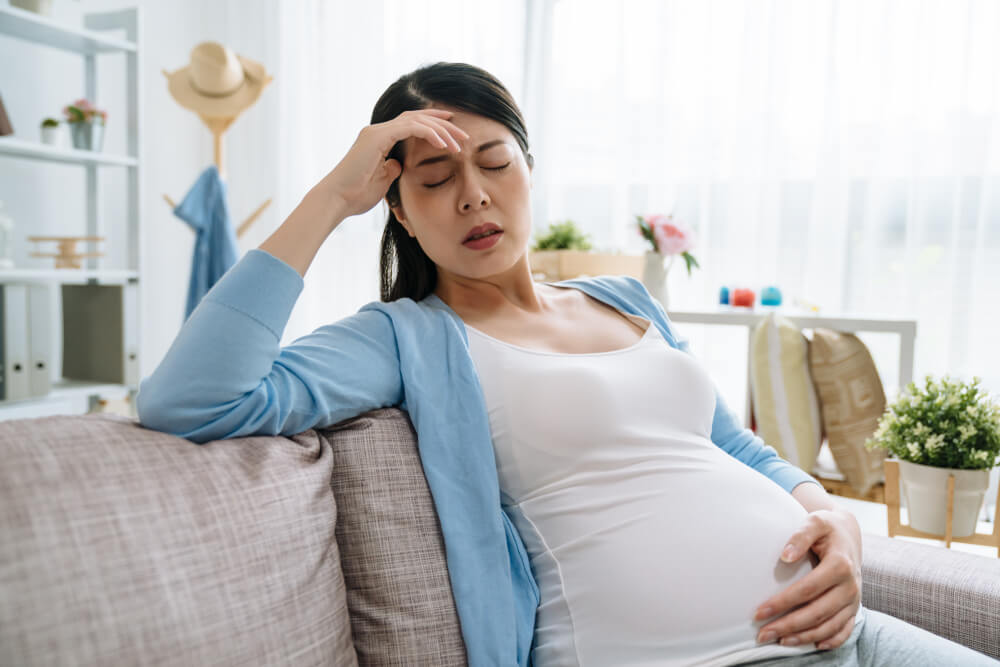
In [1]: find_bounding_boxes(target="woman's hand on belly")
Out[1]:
[752,509,863,651]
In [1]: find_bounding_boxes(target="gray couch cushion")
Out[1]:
[0,414,357,667]
[321,408,467,666]
[861,533,1000,660]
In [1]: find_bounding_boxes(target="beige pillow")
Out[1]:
[0,414,357,667]
[808,329,888,495]
[749,313,824,473]
[321,409,467,666]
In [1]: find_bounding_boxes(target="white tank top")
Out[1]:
[466,310,825,667]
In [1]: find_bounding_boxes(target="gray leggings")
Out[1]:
[736,606,999,666]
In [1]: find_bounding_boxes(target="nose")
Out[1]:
[457,170,491,213]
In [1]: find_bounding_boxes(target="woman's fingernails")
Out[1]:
[782,636,800,646]
[756,606,773,620]
[758,631,776,643]
[782,545,797,560]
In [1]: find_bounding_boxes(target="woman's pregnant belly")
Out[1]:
[509,445,822,667]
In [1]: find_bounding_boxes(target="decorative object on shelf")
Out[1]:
[0,200,14,269]
[731,287,755,308]
[9,0,54,16]
[529,219,642,281]
[27,235,105,269]
[866,375,1000,538]
[62,98,106,151]
[162,41,274,239]
[760,285,782,306]
[0,93,13,136]
[531,219,592,251]
[636,213,699,309]
[39,117,61,146]
[718,286,730,305]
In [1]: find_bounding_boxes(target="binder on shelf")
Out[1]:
[27,284,52,397]
[1,284,30,401]
[62,281,139,387]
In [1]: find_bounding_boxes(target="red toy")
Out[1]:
[731,288,756,308]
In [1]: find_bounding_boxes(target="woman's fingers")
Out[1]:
[379,110,469,156]
[756,583,841,644]
[779,602,857,650]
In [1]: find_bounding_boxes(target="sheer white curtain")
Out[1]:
[273,0,527,344]
[527,0,1000,401]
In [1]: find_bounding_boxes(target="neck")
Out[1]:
[434,254,547,318]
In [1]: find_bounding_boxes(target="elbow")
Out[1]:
[135,377,213,443]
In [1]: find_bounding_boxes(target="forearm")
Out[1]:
[791,480,837,513]
[258,188,350,277]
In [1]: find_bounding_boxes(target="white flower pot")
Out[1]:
[40,125,61,146]
[898,459,990,538]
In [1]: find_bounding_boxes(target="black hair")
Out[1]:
[371,62,533,302]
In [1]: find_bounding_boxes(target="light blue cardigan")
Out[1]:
[137,248,820,666]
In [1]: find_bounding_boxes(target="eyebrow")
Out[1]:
[414,139,508,167]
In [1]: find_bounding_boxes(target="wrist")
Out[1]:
[305,186,351,233]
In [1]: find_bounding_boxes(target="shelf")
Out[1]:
[0,268,138,284]
[0,379,132,406]
[0,5,136,54]
[0,137,137,167]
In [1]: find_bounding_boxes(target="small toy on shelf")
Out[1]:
[731,288,756,308]
[760,285,782,306]
[28,236,105,269]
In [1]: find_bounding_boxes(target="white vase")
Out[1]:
[898,459,990,538]
[642,251,673,309]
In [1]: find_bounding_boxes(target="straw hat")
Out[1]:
[164,41,272,119]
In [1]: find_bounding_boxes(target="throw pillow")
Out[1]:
[749,313,824,473]
[808,328,888,496]
[321,408,467,667]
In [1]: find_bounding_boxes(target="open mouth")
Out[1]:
[464,230,502,242]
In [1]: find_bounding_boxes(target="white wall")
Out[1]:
[0,0,281,382]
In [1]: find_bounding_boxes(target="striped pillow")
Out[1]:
[749,314,824,472]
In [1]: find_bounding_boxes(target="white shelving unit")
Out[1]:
[0,4,142,420]
[666,309,918,428]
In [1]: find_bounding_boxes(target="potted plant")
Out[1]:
[62,98,107,151]
[635,213,699,308]
[529,220,642,281]
[866,375,1000,538]
[39,117,61,146]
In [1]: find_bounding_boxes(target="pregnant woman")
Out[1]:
[138,62,998,666]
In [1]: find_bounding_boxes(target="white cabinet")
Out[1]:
[0,5,141,419]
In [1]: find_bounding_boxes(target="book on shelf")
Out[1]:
[62,282,138,387]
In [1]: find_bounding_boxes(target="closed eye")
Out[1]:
[424,163,511,189]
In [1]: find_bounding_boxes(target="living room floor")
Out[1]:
[831,495,998,559]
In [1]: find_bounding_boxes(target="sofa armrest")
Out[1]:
[860,533,1000,660]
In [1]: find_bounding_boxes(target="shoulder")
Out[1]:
[555,274,654,305]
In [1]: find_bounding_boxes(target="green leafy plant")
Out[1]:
[40,117,59,128]
[865,375,1000,470]
[532,220,592,251]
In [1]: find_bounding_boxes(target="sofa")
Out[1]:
[1,408,998,666]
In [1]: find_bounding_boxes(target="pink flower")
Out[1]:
[649,215,694,256]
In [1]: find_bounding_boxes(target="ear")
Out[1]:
[389,202,416,238]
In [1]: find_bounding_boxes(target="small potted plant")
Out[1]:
[866,375,1000,537]
[529,220,642,281]
[636,213,699,308]
[39,117,61,146]
[62,98,107,151]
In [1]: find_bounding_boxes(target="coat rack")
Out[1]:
[161,71,272,239]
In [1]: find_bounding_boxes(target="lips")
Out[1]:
[463,222,502,243]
